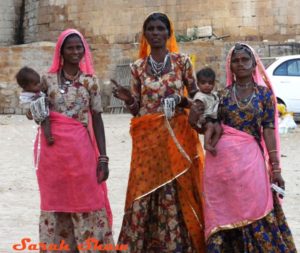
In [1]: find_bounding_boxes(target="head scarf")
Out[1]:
[48,28,94,75]
[226,42,281,166]
[139,12,179,59]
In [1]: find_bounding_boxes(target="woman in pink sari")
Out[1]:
[34,29,114,252]
[190,43,296,252]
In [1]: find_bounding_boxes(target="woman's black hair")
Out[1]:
[60,33,84,54]
[143,12,171,36]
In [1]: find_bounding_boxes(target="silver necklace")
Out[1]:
[59,80,72,94]
[233,84,255,109]
[59,70,80,94]
[235,81,253,90]
[149,53,169,77]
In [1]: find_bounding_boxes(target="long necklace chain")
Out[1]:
[149,53,169,77]
[233,84,255,109]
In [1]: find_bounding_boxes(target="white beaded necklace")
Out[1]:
[149,53,169,77]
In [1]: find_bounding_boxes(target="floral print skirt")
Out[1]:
[118,181,196,253]
[207,195,297,253]
[39,208,115,253]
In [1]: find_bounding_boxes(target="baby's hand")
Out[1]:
[46,136,54,145]
[26,110,33,120]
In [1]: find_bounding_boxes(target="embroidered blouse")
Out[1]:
[42,72,103,126]
[130,53,198,116]
[218,84,275,140]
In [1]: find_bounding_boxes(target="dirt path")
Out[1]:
[0,114,299,252]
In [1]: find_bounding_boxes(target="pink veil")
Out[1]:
[225,43,281,167]
[48,28,94,75]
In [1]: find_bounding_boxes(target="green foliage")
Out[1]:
[175,28,200,42]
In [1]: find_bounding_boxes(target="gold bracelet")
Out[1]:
[270,161,279,166]
[272,169,281,173]
[268,149,277,154]
[126,98,137,109]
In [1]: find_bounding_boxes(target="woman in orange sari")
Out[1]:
[112,12,205,253]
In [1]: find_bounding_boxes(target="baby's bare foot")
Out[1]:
[204,144,217,156]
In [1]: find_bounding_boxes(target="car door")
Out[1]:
[272,58,300,113]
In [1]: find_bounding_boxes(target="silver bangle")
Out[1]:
[127,98,137,109]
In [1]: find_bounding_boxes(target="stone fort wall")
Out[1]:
[2,0,298,46]
[0,0,299,113]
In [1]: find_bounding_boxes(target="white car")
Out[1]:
[264,55,300,121]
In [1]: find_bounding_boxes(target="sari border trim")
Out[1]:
[165,117,192,163]
[134,167,189,201]
[206,209,273,241]
[187,200,203,229]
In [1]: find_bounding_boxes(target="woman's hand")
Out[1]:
[111,79,133,104]
[272,171,285,198]
[97,160,109,184]
[164,93,181,106]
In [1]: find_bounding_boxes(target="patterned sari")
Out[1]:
[205,80,296,252]
[118,112,205,253]
[118,51,205,252]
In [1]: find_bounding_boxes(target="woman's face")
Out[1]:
[144,19,169,49]
[61,35,84,65]
[230,50,255,79]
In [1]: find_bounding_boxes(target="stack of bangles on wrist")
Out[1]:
[126,97,138,110]
[98,155,109,164]
[271,163,281,174]
[268,149,278,155]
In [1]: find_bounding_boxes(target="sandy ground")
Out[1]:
[0,114,299,252]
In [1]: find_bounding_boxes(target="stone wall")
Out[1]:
[0,42,54,114]
[21,0,300,45]
[1,0,300,114]
[0,0,23,46]
[1,40,293,114]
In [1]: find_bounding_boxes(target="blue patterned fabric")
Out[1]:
[207,196,297,253]
[218,84,275,140]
